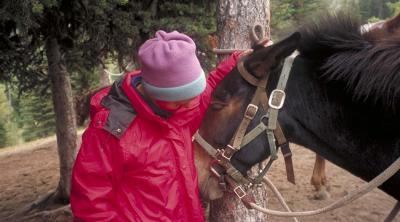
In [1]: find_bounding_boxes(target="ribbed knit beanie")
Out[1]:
[138,30,206,102]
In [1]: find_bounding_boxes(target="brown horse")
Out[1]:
[195,11,400,205]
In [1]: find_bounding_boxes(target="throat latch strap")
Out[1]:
[267,51,298,130]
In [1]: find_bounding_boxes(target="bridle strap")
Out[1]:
[224,175,256,209]
[240,121,293,184]
[237,58,260,86]
[221,56,268,160]
[240,121,268,148]
[266,51,298,130]
[224,78,268,160]
[194,132,252,185]
[258,52,298,184]
[276,124,295,184]
[270,52,298,184]
[193,133,218,158]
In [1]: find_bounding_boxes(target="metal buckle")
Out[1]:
[233,185,246,199]
[269,89,286,109]
[216,148,231,161]
[281,142,292,158]
[221,145,238,160]
[244,104,258,119]
[221,150,232,161]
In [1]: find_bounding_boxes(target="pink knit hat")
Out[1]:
[139,30,206,102]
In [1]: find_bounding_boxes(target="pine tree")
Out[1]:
[387,1,400,16]
[0,0,141,210]
[270,0,330,39]
[0,85,8,147]
[19,89,56,142]
[0,122,6,147]
[0,0,218,213]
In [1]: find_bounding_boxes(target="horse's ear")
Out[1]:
[267,32,301,62]
[244,32,301,78]
[386,12,400,33]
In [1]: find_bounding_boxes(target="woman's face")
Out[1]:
[154,98,196,112]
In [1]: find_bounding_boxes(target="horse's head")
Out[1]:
[195,32,301,200]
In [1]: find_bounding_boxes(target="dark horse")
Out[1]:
[195,12,400,202]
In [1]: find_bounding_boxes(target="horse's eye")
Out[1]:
[211,103,225,110]
[210,101,228,110]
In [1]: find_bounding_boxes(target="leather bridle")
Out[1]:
[194,52,298,207]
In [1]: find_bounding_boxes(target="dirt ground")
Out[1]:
[0,138,399,222]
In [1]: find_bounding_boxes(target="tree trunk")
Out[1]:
[210,0,270,221]
[371,0,385,18]
[99,64,110,87]
[293,0,305,24]
[46,37,77,202]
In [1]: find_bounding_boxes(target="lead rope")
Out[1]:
[384,201,400,222]
[263,176,299,222]
[250,156,400,217]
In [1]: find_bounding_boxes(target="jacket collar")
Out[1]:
[101,80,137,138]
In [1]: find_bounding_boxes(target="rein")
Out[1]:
[194,51,298,207]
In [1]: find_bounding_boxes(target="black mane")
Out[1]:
[298,13,400,112]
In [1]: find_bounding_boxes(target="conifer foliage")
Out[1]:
[0,0,217,212]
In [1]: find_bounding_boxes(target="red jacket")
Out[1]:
[70,53,240,222]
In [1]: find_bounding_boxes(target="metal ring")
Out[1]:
[260,114,269,124]
[251,24,265,44]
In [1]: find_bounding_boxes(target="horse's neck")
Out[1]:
[268,58,345,161]
[271,56,400,200]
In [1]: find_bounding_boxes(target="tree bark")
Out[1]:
[45,37,77,202]
[99,64,110,87]
[210,0,270,221]
[216,0,270,57]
